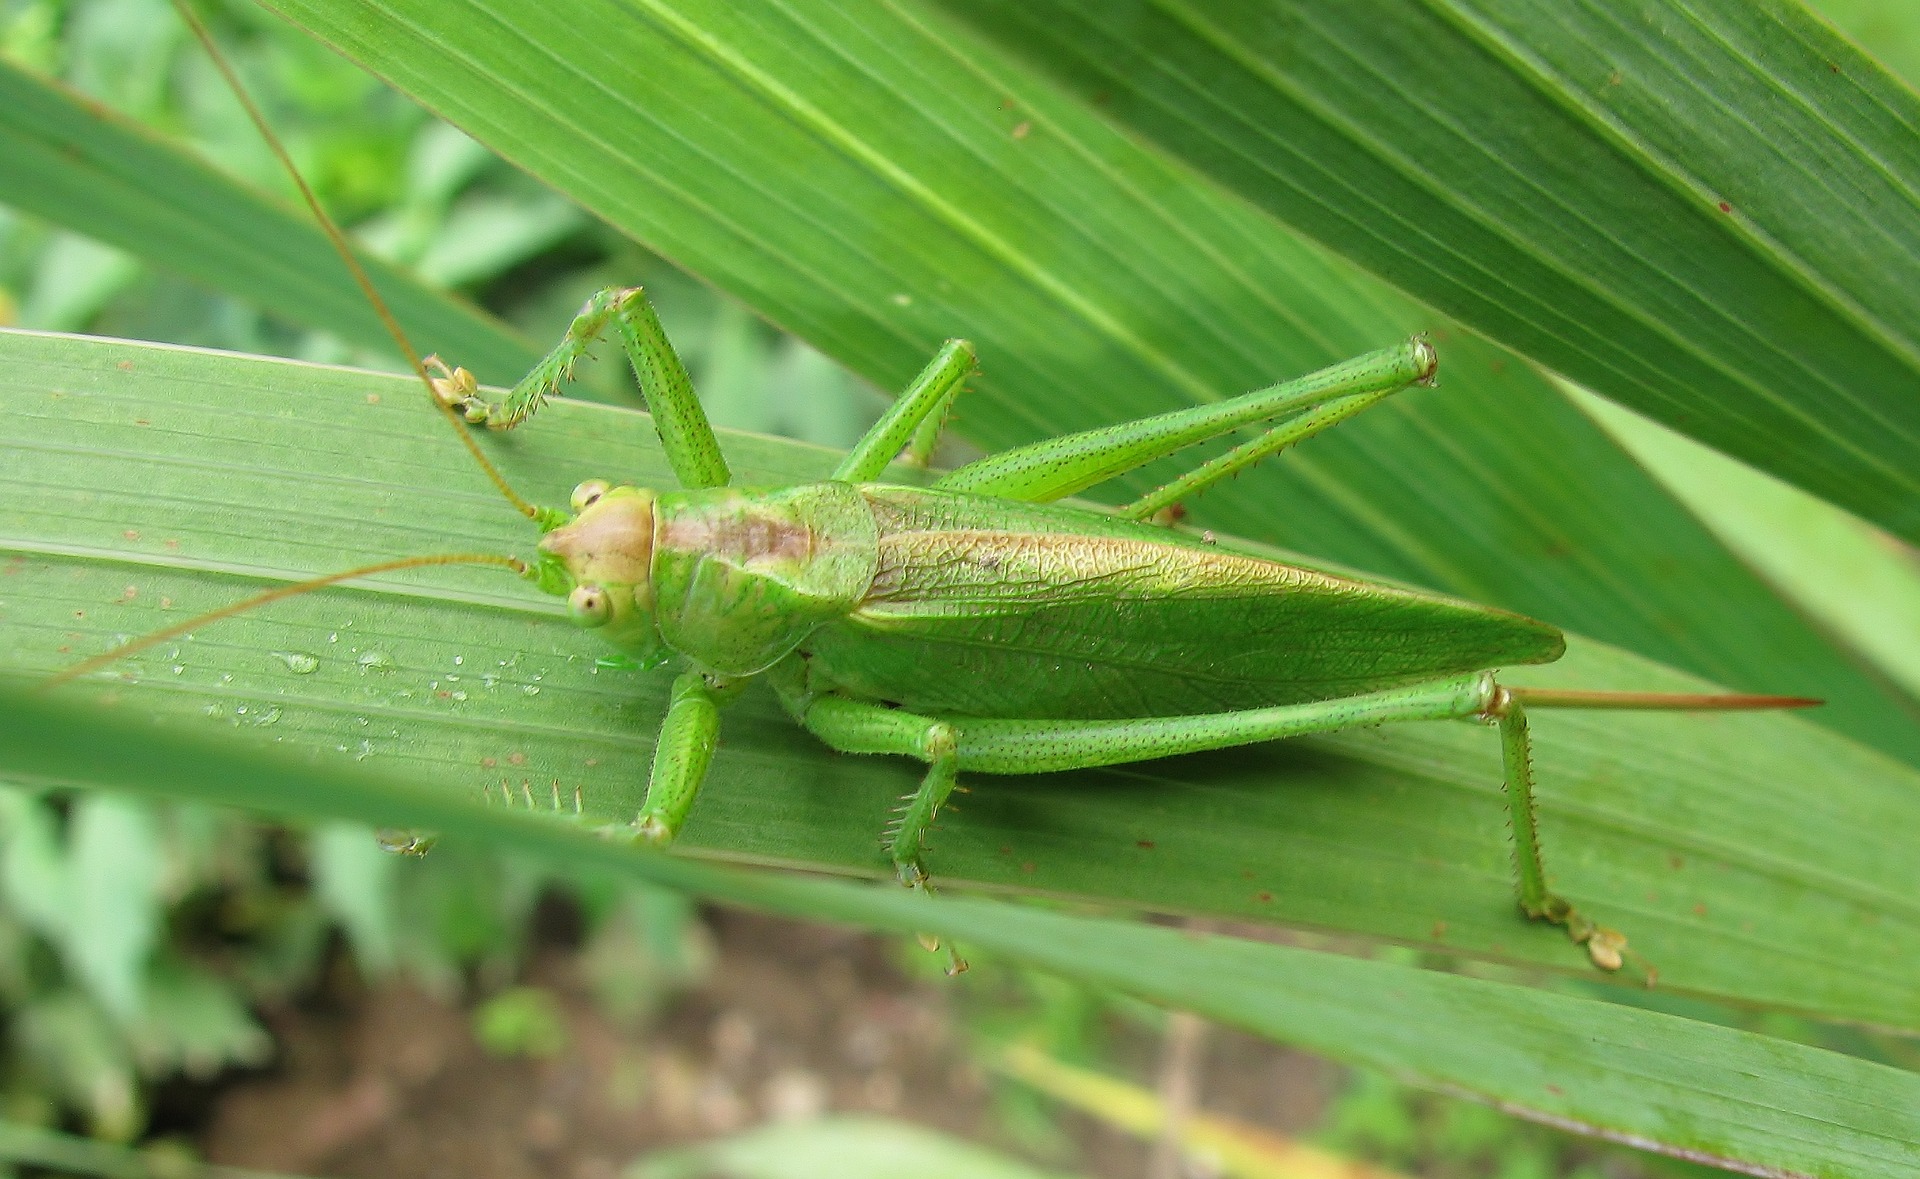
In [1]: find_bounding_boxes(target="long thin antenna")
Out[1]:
[1508,688,1821,711]
[170,0,539,521]
[45,553,528,689]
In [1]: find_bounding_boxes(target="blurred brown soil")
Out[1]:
[200,909,1336,1178]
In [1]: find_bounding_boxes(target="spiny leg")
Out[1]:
[887,726,962,892]
[430,286,624,427]
[776,691,963,889]
[792,674,1645,977]
[434,286,731,489]
[1121,386,1398,522]
[833,339,975,481]
[934,338,1434,503]
[770,684,970,972]
[1488,686,1641,979]
[881,724,970,976]
[907,378,957,468]
[792,673,1495,856]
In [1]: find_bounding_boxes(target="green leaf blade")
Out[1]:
[6,331,1919,1032]
[5,686,1920,1178]
[932,0,1920,543]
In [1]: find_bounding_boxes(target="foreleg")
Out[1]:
[434,286,731,489]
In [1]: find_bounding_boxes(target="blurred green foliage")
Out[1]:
[0,790,270,1139]
[0,785,712,1140]
[0,0,885,444]
[471,984,569,1059]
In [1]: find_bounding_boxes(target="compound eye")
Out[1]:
[567,584,612,628]
[571,479,611,511]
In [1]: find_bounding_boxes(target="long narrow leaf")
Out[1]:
[5,331,1917,1032]
[0,1120,305,1179]
[4,685,1919,1179]
[934,0,1920,546]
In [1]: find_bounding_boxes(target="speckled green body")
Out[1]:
[540,479,1563,718]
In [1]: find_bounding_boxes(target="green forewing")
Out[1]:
[801,487,1563,718]
[649,482,879,676]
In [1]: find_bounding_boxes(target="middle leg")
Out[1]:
[832,338,975,481]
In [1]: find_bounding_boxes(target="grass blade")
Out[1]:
[242,0,1920,769]
[5,330,1917,1031]
[1575,387,1920,706]
[4,684,1919,1178]
[933,0,1920,545]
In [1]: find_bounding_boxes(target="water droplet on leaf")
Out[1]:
[273,650,320,675]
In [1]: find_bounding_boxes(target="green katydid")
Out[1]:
[56,1,1818,981]
[426,299,1821,980]
[57,286,1816,978]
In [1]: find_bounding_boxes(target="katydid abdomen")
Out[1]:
[805,486,1564,719]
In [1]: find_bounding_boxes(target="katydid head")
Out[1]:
[531,481,672,669]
